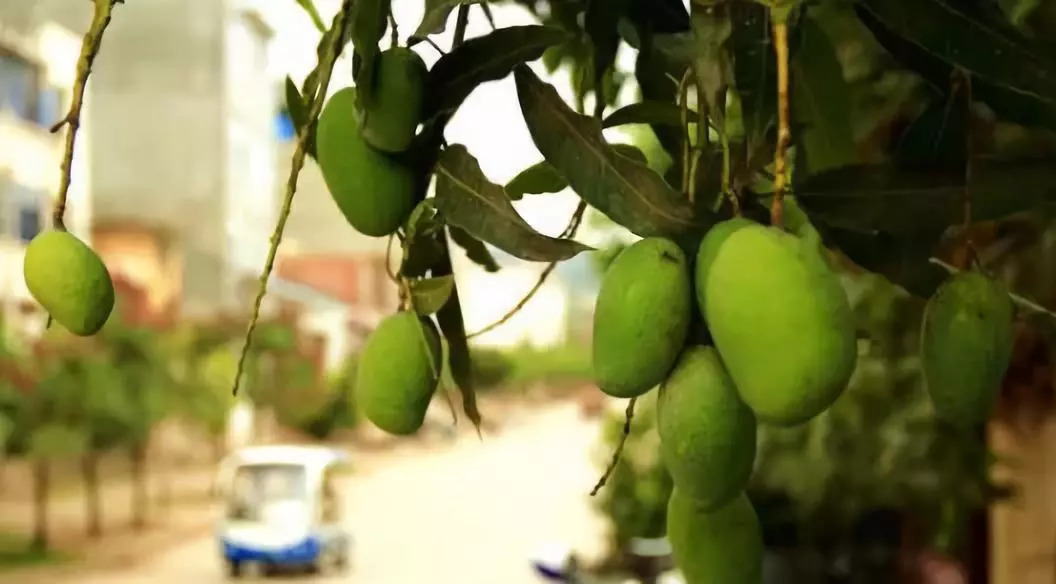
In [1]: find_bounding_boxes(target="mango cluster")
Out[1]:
[23,230,115,336]
[316,47,428,238]
[592,218,859,584]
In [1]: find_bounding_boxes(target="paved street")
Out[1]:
[49,401,609,584]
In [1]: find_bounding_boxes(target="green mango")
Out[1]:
[360,47,428,153]
[593,237,692,398]
[696,219,857,426]
[667,489,763,584]
[23,230,115,336]
[316,86,416,237]
[355,311,442,435]
[921,271,1014,426]
[658,346,756,509]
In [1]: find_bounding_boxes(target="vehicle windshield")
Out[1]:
[225,463,308,521]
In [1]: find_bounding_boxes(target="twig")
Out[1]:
[388,11,399,49]
[687,74,708,203]
[453,4,470,47]
[467,202,586,339]
[590,397,637,496]
[678,69,693,195]
[770,18,791,229]
[928,258,1056,320]
[479,1,498,30]
[231,0,354,396]
[385,233,399,283]
[51,0,120,232]
[422,37,448,56]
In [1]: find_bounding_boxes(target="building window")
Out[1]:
[0,50,39,122]
[0,178,45,242]
[17,202,41,242]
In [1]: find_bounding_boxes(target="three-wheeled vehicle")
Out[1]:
[214,445,353,578]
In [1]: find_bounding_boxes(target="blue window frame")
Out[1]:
[0,50,40,124]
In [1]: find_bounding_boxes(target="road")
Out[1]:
[56,400,610,584]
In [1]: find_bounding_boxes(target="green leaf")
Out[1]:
[894,80,969,172]
[819,225,948,298]
[514,65,700,240]
[790,14,856,177]
[410,276,455,315]
[351,0,391,108]
[585,0,632,117]
[422,25,570,122]
[410,0,481,43]
[855,0,1056,131]
[284,76,317,159]
[796,157,1056,235]
[601,100,695,129]
[627,0,691,35]
[505,144,649,200]
[294,0,327,32]
[634,44,685,163]
[401,201,446,278]
[433,250,482,431]
[729,1,777,161]
[435,144,592,262]
[448,226,501,272]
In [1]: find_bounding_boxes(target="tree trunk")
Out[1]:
[31,459,49,552]
[83,452,102,538]
[130,444,148,530]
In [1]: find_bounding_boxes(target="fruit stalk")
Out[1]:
[770,18,791,229]
[232,0,354,396]
[51,0,121,233]
[590,396,637,496]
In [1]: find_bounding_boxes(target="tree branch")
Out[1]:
[590,397,637,496]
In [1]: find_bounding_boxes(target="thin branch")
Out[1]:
[678,69,693,195]
[770,19,791,229]
[388,11,399,49]
[231,0,354,396]
[590,397,637,496]
[385,233,399,283]
[466,202,587,339]
[51,0,120,232]
[479,1,498,30]
[422,37,448,56]
[453,4,471,48]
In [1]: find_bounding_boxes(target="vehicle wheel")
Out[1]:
[226,559,243,579]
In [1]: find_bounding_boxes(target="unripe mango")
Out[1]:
[921,271,1014,426]
[316,87,416,237]
[696,219,856,426]
[23,230,115,336]
[360,48,428,153]
[667,489,763,584]
[658,346,756,510]
[355,311,442,435]
[593,237,691,398]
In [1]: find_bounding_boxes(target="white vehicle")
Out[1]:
[214,445,353,578]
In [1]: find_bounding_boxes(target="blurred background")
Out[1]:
[0,0,1053,583]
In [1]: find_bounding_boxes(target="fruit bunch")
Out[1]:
[592,217,1016,583]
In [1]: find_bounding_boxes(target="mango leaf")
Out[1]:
[434,144,592,262]
[634,45,685,160]
[433,249,482,431]
[294,0,327,32]
[284,76,316,159]
[855,0,1056,131]
[351,0,391,108]
[410,276,455,315]
[448,226,500,272]
[585,0,632,117]
[627,0,690,35]
[729,1,777,161]
[894,78,969,171]
[514,65,700,240]
[796,157,1056,235]
[401,201,446,278]
[410,0,481,43]
[602,100,696,129]
[790,13,856,177]
[506,144,648,200]
[423,25,569,122]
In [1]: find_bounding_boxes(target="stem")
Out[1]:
[388,12,399,49]
[590,397,637,496]
[467,202,586,339]
[453,4,470,47]
[479,1,498,30]
[770,19,791,229]
[678,70,693,194]
[422,37,448,56]
[687,75,708,203]
[50,0,119,233]
[231,0,354,397]
[959,71,977,270]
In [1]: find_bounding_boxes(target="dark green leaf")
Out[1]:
[634,45,685,165]
[434,144,592,262]
[506,162,567,200]
[855,0,1056,131]
[585,0,632,117]
[602,100,696,129]
[351,0,391,108]
[894,78,969,171]
[294,0,327,32]
[791,13,856,177]
[434,250,482,431]
[448,226,500,272]
[689,2,733,130]
[410,0,481,43]
[819,225,948,298]
[515,65,701,240]
[729,1,777,161]
[284,76,317,160]
[628,0,690,34]
[423,25,569,122]
[410,276,455,315]
[796,157,1056,235]
[401,201,446,278]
